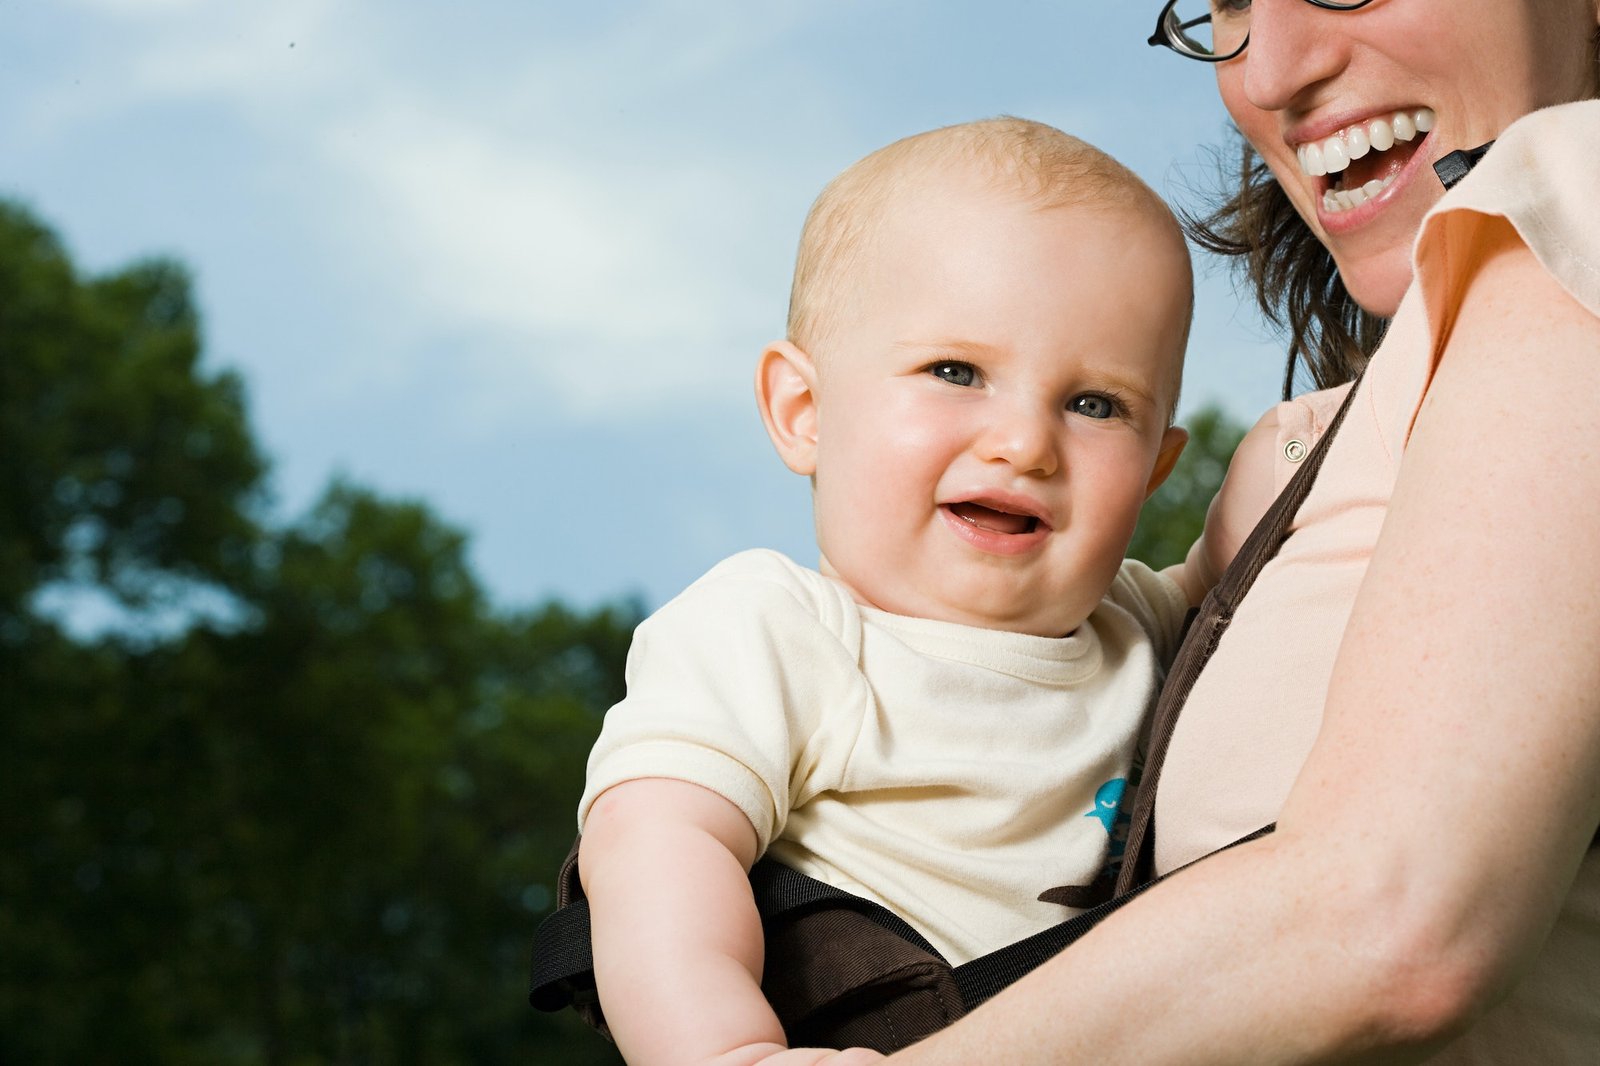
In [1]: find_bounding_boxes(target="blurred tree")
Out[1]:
[0,202,628,1065]
[174,484,631,1065]
[0,201,265,624]
[0,199,269,1064]
[1128,405,1249,570]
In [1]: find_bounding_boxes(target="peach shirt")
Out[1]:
[1157,100,1600,1062]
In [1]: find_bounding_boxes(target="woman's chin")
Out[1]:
[1333,252,1413,320]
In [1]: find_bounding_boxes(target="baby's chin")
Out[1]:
[923,604,1082,638]
[817,559,1080,637]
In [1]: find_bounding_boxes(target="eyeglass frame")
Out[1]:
[1147,0,1380,63]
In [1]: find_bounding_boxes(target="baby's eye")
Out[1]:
[1069,394,1120,420]
[928,361,978,387]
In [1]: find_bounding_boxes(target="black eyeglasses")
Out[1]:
[1148,0,1379,63]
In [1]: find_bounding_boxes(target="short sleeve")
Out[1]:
[1273,382,1354,495]
[577,551,864,854]
[1414,100,1600,363]
[1105,559,1190,666]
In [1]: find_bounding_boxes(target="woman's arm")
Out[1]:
[888,220,1600,1064]
[583,778,883,1066]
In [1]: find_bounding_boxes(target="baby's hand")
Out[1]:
[709,1045,883,1066]
[747,1049,885,1066]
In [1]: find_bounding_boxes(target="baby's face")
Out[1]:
[809,177,1190,637]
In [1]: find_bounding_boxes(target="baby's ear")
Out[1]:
[755,340,819,476]
[1145,425,1189,499]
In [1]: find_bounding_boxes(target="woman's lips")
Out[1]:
[1311,126,1437,235]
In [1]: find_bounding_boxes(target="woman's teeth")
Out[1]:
[1323,177,1396,213]
[1296,107,1436,179]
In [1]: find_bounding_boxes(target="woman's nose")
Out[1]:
[1239,0,1352,113]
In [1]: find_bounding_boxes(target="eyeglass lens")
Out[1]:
[1163,0,1250,58]
[1163,0,1375,59]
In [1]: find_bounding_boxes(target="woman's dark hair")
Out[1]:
[1185,134,1387,400]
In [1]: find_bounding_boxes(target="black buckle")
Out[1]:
[1433,141,1496,190]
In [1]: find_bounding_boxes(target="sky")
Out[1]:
[4,0,1292,616]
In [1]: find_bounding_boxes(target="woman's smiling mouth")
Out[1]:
[1296,107,1436,214]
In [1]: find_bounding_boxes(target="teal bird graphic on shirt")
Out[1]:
[1086,778,1126,834]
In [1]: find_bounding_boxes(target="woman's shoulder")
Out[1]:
[1487,97,1600,164]
[1440,98,1600,212]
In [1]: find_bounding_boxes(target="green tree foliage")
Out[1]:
[0,202,264,620]
[0,202,626,1064]
[1128,406,1249,570]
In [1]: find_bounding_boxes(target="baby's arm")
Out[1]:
[581,777,883,1066]
[1177,384,1355,603]
[1163,406,1284,606]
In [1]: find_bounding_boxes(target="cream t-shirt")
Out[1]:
[1157,100,1600,1061]
[581,548,1188,965]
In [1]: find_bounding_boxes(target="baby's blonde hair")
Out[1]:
[787,117,1191,378]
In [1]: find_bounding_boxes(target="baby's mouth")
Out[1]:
[1297,107,1435,214]
[946,502,1040,535]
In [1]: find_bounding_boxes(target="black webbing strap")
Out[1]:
[527,894,597,1013]
[529,840,596,1015]
[1116,378,1363,896]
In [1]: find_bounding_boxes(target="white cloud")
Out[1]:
[24,1,841,421]
[313,102,786,414]
[124,3,342,101]
[14,0,351,139]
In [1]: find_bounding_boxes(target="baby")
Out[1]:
[577,118,1245,1065]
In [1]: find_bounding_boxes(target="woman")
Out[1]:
[884,0,1600,1061]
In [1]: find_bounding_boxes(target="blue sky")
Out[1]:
[5,0,1289,615]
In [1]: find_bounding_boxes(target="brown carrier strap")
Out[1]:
[1116,361,1600,892]
[1116,379,1363,895]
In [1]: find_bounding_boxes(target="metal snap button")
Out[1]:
[1283,439,1308,464]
